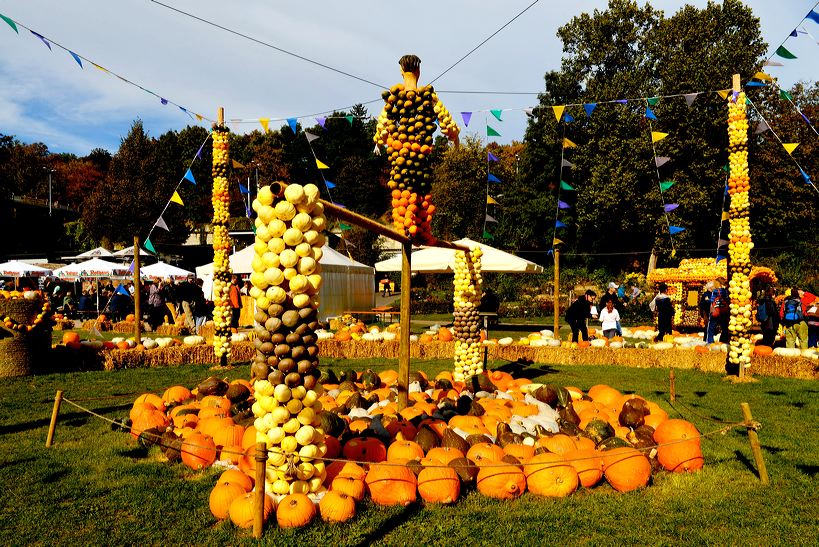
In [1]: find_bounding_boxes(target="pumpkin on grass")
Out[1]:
[319,490,356,523]
[418,466,460,504]
[277,493,316,528]
[230,492,275,528]
[476,465,526,500]
[331,476,366,501]
[564,448,604,488]
[387,440,425,462]
[343,437,387,463]
[603,447,651,492]
[180,432,217,470]
[365,463,417,506]
[217,469,253,492]
[523,453,579,497]
[653,419,701,446]
[425,446,464,465]
[466,443,506,466]
[209,482,245,520]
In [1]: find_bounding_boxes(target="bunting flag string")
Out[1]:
[562,138,577,148]
[483,113,503,241]
[487,195,499,205]
[551,119,574,252]
[170,191,184,206]
[646,117,683,252]
[561,159,574,168]
[301,128,350,254]
[461,112,472,127]
[488,173,502,183]
[0,12,210,124]
[486,125,501,137]
[155,217,169,231]
[231,159,246,169]
[183,168,196,185]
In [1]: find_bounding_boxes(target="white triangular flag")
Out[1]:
[684,93,699,107]
[754,120,770,134]
[155,216,169,231]
[304,131,319,143]
[485,214,498,223]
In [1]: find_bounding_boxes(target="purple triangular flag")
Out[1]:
[160,98,168,105]
[304,131,319,143]
[801,113,813,127]
[287,118,298,133]
[488,151,499,162]
[615,99,628,104]
[128,260,135,273]
[655,156,670,167]
[316,117,326,129]
[790,29,799,37]
[461,112,472,127]
[30,30,51,50]
[558,200,571,209]
[183,168,196,185]
[663,203,679,213]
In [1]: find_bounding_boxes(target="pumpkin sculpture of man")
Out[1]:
[374,54,459,244]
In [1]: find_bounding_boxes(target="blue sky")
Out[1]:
[0,0,818,156]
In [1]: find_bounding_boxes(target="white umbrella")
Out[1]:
[0,260,52,290]
[112,247,151,258]
[141,261,193,280]
[53,258,131,311]
[374,238,544,273]
[61,246,113,261]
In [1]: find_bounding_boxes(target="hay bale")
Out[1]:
[155,324,187,336]
[52,319,75,331]
[81,319,112,331]
[198,322,215,341]
[0,297,51,377]
[102,340,256,370]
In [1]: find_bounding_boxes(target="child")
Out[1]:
[599,299,621,339]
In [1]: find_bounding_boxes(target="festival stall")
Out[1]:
[374,237,544,273]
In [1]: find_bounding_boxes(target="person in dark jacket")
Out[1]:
[566,290,597,343]
[757,287,779,348]
[649,283,674,342]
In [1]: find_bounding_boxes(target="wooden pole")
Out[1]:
[669,369,676,402]
[398,241,412,410]
[740,402,769,484]
[133,236,141,346]
[253,442,267,538]
[553,248,560,337]
[45,390,63,447]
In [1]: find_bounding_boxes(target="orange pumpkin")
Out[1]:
[331,476,366,501]
[334,330,352,342]
[387,440,425,462]
[209,482,245,520]
[437,327,454,342]
[200,395,231,411]
[378,369,399,386]
[116,341,130,350]
[162,385,192,404]
[564,448,604,488]
[241,426,258,450]
[418,466,460,504]
[602,447,652,492]
[219,444,244,465]
[476,465,526,500]
[524,452,579,497]
[365,463,417,506]
[180,432,217,470]
[536,434,577,455]
[277,493,316,528]
[129,409,169,440]
[135,393,164,409]
[213,424,245,449]
[62,331,80,345]
[502,443,535,462]
[325,461,367,484]
[217,469,253,492]
[418,333,434,344]
[467,443,506,466]
[319,491,356,523]
[125,313,135,322]
[324,435,342,459]
[343,437,387,463]
[230,492,275,528]
[653,419,701,447]
[425,446,465,465]
[657,440,704,473]
[753,344,773,356]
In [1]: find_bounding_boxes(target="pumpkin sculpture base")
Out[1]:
[0,298,51,377]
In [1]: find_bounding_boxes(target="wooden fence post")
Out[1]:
[254,442,268,538]
[669,369,676,402]
[741,402,769,484]
[45,390,63,447]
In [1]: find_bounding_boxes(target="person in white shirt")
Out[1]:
[599,299,621,339]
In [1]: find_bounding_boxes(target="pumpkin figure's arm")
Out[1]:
[432,93,460,147]
[373,103,391,147]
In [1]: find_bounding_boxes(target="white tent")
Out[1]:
[374,238,544,273]
[112,247,151,258]
[53,258,130,279]
[141,261,194,280]
[62,247,113,261]
[196,244,375,320]
[0,260,53,277]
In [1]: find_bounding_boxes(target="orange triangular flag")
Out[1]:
[316,159,330,169]
[553,238,564,246]
[552,105,565,121]
[717,89,731,99]
[170,191,184,206]
[562,138,577,149]
[783,142,799,154]
[259,118,270,132]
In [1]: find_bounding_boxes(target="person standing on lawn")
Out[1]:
[566,290,597,343]
[649,282,674,342]
[756,287,779,348]
[599,299,621,339]
[599,282,623,335]
[229,275,242,331]
[780,287,808,349]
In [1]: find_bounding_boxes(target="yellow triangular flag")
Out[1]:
[259,118,270,132]
[316,158,330,170]
[170,191,184,206]
[651,131,668,143]
[783,142,799,155]
[92,63,108,74]
[553,238,564,246]
[232,159,245,169]
[195,114,203,122]
[753,71,772,82]
[487,195,498,205]
[552,105,565,122]
[721,211,730,221]
[717,89,731,99]
[562,138,577,149]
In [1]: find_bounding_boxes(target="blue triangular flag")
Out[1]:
[68,50,83,68]
[461,112,472,127]
[808,9,819,24]
[183,168,196,185]
[745,81,766,87]
[487,151,499,162]
[239,183,249,194]
[669,226,686,235]
[558,200,571,209]
[615,99,628,104]
[555,220,568,229]
[645,107,657,120]
[160,98,168,105]
[715,254,728,263]
[563,114,575,123]
[325,180,336,189]
[30,30,51,50]
[316,117,326,129]
[287,118,298,133]
[116,284,130,296]
[584,103,597,117]
[800,168,812,185]
[663,203,679,213]
[488,173,501,183]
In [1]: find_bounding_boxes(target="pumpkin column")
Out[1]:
[211,109,233,365]
[452,247,484,382]
[726,77,753,373]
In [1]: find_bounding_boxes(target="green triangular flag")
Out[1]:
[486,125,501,137]
[560,181,574,191]
[339,223,352,231]
[0,13,18,33]
[482,230,495,240]
[646,97,659,106]
[659,180,676,192]
[345,115,354,125]
[775,45,797,59]
[779,89,793,101]
[722,164,729,172]
[490,109,503,122]
[144,238,156,254]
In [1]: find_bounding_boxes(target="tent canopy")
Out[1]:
[141,261,193,280]
[62,247,113,261]
[112,247,150,257]
[53,258,130,279]
[374,238,544,273]
[0,260,53,277]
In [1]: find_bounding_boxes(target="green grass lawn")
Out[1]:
[1,360,817,546]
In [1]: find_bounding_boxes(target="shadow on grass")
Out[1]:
[0,404,130,436]
[761,445,786,455]
[789,401,807,409]
[766,391,786,396]
[796,464,819,477]
[351,504,421,547]
[493,361,559,379]
[43,469,69,483]
[734,449,760,479]
[118,447,150,459]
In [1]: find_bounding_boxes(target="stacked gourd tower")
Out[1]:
[248,183,328,496]
[726,91,753,371]
[452,247,484,382]
[211,125,233,362]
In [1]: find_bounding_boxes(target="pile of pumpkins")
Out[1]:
[128,369,705,531]
[211,124,234,361]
